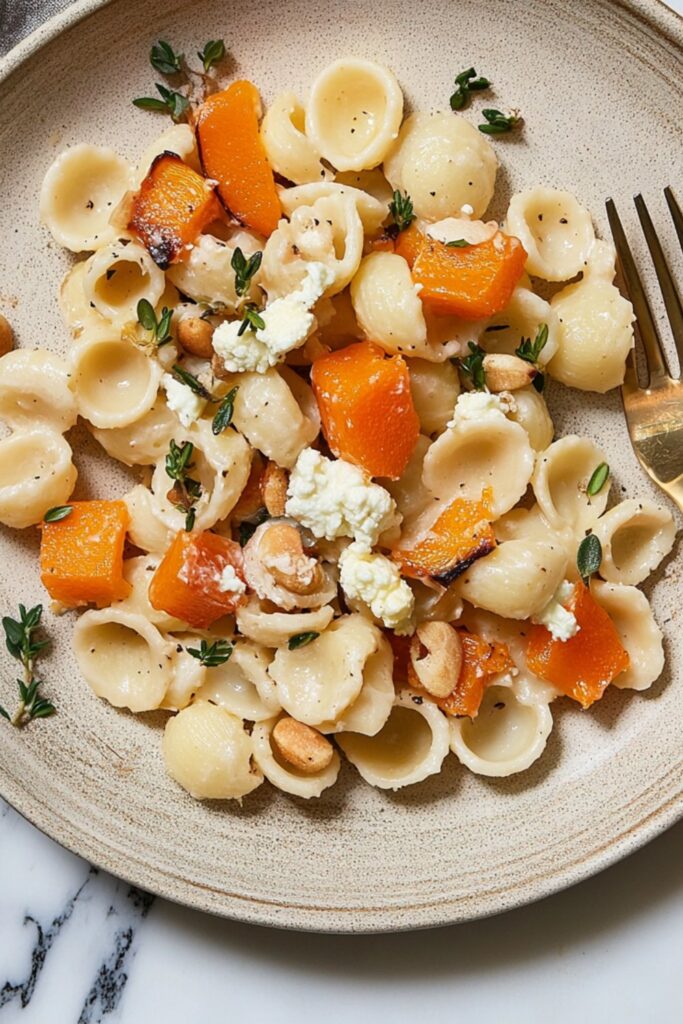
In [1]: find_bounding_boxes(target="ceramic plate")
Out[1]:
[0,0,681,932]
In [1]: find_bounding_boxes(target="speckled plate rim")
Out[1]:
[0,0,682,934]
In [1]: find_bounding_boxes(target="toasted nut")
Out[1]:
[483,353,537,392]
[258,522,324,595]
[410,621,462,698]
[177,316,215,359]
[261,462,288,517]
[272,716,334,774]
[0,314,14,357]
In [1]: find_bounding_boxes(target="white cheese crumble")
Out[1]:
[216,564,247,595]
[162,372,206,427]
[532,580,579,642]
[446,389,515,428]
[285,448,399,551]
[460,203,475,216]
[339,542,414,634]
[212,261,333,374]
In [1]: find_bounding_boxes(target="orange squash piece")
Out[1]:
[408,629,514,718]
[393,490,496,585]
[149,530,247,629]
[196,81,281,237]
[311,341,420,480]
[405,229,527,320]
[526,582,630,708]
[128,151,221,268]
[40,500,130,608]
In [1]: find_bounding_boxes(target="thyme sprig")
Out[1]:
[288,631,320,650]
[165,440,202,531]
[0,605,54,727]
[450,67,491,111]
[212,386,238,435]
[137,299,174,347]
[577,533,602,585]
[43,506,73,524]
[516,323,548,392]
[171,364,214,401]
[587,463,610,498]
[231,247,263,298]
[237,305,266,336]
[198,39,226,73]
[133,83,190,122]
[458,341,487,391]
[186,638,233,667]
[478,108,522,135]
[388,190,415,235]
[150,40,183,75]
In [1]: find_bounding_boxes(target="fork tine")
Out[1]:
[605,197,670,384]
[634,193,683,375]
[664,187,683,251]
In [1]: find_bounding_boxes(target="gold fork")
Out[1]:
[606,188,683,514]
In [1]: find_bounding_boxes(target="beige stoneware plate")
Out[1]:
[0,0,681,932]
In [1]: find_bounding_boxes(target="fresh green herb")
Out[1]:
[288,631,320,650]
[238,508,269,547]
[150,39,182,75]
[171,364,213,401]
[186,638,234,667]
[458,341,487,391]
[587,463,610,497]
[0,605,54,727]
[237,305,266,337]
[198,39,226,72]
[43,505,73,524]
[137,299,174,346]
[231,247,263,297]
[449,67,491,111]
[445,238,470,248]
[212,386,238,435]
[478,108,522,135]
[388,190,415,234]
[133,83,190,122]
[165,439,202,531]
[516,323,548,393]
[577,533,602,584]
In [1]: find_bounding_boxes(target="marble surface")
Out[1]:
[1,1,682,1021]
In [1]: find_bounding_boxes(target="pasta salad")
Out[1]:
[0,47,676,801]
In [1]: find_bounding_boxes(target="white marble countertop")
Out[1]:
[1,2,682,1021]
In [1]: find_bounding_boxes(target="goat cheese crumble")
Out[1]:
[532,580,579,642]
[162,373,206,427]
[212,261,333,374]
[285,448,399,551]
[339,543,414,634]
[216,564,247,595]
[447,389,515,429]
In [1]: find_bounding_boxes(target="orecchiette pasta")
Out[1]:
[83,238,165,326]
[532,435,610,532]
[59,261,110,339]
[590,581,665,691]
[548,241,636,392]
[319,634,394,736]
[337,689,450,789]
[306,59,403,172]
[262,192,363,298]
[167,231,263,311]
[407,358,461,437]
[449,681,554,778]
[505,386,554,452]
[73,607,174,712]
[161,635,207,711]
[0,349,77,432]
[235,595,335,647]
[267,614,378,727]
[90,396,179,466]
[163,702,263,800]
[70,335,162,428]
[384,112,497,221]
[260,92,330,185]
[222,367,318,469]
[423,415,534,516]
[136,123,200,183]
[350,253,429,358]
[480,287,559,365]
[40,144,132,252]
[0,427,77,528]
[334,168,393,206]
[195,641,281,722]
[505,187,595,281]
[117,554,188,631]
[278,181,388,235]
[251,716,341,798]
[459,539,568,619]
[591,499,676,585]
[124,484,174,554]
